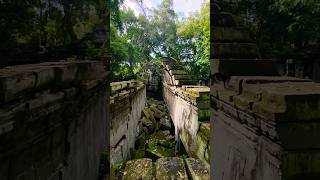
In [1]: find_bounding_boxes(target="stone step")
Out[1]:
[174,80,198,86]
[170,70,188,75]
[165,64,184,70]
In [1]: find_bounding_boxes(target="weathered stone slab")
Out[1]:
[122,158,154,179]
[169,70,188,75]
[174,79,198,86]
[160,117,172,131]
[185,158,210,180]
[0,61,109,180]
[0,69,37,103]
[155,157,188,180]
[181,123,210,165]
[173,74,191,80]
[212,76,320,180]
[110,80,146,164]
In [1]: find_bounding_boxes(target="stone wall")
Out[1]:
[110,80,146,164]
[161,57,210,166]
[0,61,109,180]
[211,2,320,179]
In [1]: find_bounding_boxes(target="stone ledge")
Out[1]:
[0,61,108,137]
[213,76,320,122]
[185,158,210,180]
[110,80,145,105]
[0,61,107,104]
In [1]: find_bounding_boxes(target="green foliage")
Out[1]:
[150,0,179,58]
[219,0,320,58]
[177,3,210,80]
[110,162,125,179]
[0,0,108,65]
[111,0,210,82]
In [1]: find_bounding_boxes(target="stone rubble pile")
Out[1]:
[119,157,209,180]
[111,98,210,179]
[135,98,176,161]
[141,97,172,133]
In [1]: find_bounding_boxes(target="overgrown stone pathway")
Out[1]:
[111,98,209,179]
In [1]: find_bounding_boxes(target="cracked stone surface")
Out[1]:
[155,157,188,180]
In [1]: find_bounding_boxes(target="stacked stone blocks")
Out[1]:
[0,61,108,180]
[211,2,320,179]
[161,57,210,166]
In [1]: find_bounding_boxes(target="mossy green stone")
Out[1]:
[156,157,188,180]
[122,158,154,180]
[185,158,210,180]
[198,109,210,121]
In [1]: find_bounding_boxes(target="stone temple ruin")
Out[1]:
[211,1,320,180]
[109,57,211,179]
[1,2,319,180]
[161,57,210,166]
[0,61,109,180]
[110,80,146,164]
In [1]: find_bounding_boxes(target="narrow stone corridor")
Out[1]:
[110,57,210,179]
[111,98,209,179]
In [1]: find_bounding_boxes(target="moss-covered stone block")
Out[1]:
[156,157,188,180]
[185,158,210,180]
[122,158,154,180]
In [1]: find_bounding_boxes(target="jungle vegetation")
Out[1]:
[110,0,210,81]
[0,0,318,81]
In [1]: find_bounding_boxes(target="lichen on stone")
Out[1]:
[156,157,188,180]
[122,158,154,180]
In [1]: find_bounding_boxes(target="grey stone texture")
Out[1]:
[110,80,146,164]
[185,158,210,180]
[161,57,210,166]
[0,61,108,180]
[211,2,320,179]
[156,157,188,180]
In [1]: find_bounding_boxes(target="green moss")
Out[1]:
[122,159,154,179]
[147,131,175,148]
[131,148,145,159]
[198,109,210,121]
[156,157,188,180]
[110,162,125,180]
